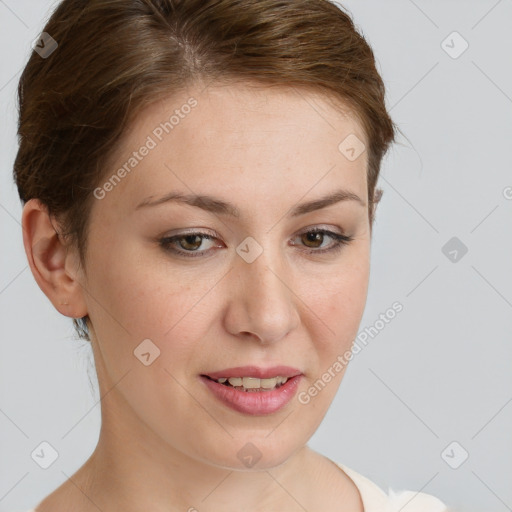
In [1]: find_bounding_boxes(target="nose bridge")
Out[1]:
[229,238,299,343]
[242,247,285,303]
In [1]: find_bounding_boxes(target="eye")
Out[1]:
[291,228,354,255]
[158,228,354,258]
[159,232,220,258]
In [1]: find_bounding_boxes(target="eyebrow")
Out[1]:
[135,188,366,217]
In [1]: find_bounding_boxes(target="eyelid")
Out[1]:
[158,225,353,258]
[161,224,344,240]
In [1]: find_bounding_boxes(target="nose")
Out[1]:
[223,245,300,345]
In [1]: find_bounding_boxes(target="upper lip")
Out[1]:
[202,365,302,380]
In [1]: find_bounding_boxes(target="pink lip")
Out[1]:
[203,365,302,380]
[199,374,303,415]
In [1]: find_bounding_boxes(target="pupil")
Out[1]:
[303,232,322,248]
[181,235,201,250]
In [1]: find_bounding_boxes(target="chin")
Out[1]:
[198,432,305,472]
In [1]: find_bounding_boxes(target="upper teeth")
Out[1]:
[217,376,289,388]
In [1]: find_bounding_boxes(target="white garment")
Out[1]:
[23,462,450,512]
[337,462,449,511]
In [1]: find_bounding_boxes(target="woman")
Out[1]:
[14,0,451,510]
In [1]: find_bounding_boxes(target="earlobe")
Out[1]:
[21,198,88,319]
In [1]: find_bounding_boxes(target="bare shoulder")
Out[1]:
[29,480,91,512]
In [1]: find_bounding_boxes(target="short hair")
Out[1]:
[13,0,396,340]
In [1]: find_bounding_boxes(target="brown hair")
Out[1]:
[13,0,396,341]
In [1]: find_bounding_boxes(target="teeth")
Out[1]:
[242,377,261,389]
[217,376,290,389]
[260,378,279,389]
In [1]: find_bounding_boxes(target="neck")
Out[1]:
[74,395,317,512]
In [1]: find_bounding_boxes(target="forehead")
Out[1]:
[96,81,368,218]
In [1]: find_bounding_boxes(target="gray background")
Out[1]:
[1,1,511,511]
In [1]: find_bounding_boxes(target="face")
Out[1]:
[79,81,371,470]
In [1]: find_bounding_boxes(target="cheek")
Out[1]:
[86,238,182,334]
[296,259,369,411]
[308,250,370,332]
[85,241,223,374]
[300,253,370,392]
[85,229,369,362]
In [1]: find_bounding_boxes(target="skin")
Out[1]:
[22,80,375,512]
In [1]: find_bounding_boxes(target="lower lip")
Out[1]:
[200,375,302,415]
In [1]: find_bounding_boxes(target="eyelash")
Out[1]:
[158,228,354,258]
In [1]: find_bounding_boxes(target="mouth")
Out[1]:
[199,365,303,415]
[202,374,291,392]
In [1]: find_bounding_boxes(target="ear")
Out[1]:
[370,187,383,226]
[21,198,88,319]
